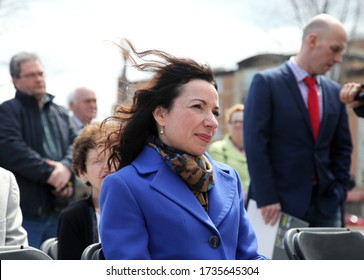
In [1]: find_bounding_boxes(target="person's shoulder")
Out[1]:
[320,76,340,88]
[0,167,13,177]
[50,101,69,115]
[256,62,287,76]
[211,159,240,181]
[59,198,89,217]
[208,139,225,151]
[0,96,19,109]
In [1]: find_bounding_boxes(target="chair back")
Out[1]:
[284,227,364,260]
[40,237,58,260]
[81,242,104,260]
[0,245,53,260]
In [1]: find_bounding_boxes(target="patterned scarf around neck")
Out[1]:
[147,135,215,213]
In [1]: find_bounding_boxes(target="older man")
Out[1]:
[68,87,98,133]
[67,87,98,200]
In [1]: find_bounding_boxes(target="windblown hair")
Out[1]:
[73,121,119,176]
[102,39,217,169]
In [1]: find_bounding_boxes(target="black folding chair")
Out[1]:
[40,237,58,260]
[0,245,53,260]
[81,243,104,260]
[284,227,364,260]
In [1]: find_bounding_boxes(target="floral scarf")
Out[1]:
[147,135,214,213]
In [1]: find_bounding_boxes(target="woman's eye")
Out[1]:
[192,104,203,109]
[213,111,221,117]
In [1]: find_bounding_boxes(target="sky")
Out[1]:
[1,0,363,120]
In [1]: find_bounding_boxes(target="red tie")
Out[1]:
[304,76,320,141]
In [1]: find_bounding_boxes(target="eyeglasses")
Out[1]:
[86,158,108,167]
[230,120,243,125]
[19,72,45,79]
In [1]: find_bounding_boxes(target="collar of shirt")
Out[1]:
[70,114,84,129]
[287,57,323,118]
[287,57,321,86]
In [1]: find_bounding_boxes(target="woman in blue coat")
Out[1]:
[99,39,266,260]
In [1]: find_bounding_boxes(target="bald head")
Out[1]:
[68,87,97,125]
[296,13,347,75]
[302,13,347,42]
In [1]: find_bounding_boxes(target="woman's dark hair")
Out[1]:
[103,39,217,169]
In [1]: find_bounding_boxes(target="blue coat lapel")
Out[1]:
[207,163,237,227]
[133,146,237,229]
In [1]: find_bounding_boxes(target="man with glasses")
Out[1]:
[0,52,77,248]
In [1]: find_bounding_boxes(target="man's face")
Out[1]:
[12,59,46,99]
[71,89,98,124]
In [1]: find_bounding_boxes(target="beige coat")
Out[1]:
[0,167,28,246]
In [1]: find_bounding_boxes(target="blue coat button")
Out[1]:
[209,235,220,248]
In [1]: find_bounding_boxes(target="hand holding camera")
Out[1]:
[354,84,364,102]
[340,83,364,106]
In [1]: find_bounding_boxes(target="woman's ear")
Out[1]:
[78,170,89,184]
[152,105,167,127]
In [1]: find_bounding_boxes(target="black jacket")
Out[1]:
[57,195,99,260]
[0,90,77,218]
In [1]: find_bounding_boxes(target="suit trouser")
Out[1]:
[304,186,342,227]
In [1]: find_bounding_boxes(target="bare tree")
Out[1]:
[0,0,26,35]
[289,0,362,38]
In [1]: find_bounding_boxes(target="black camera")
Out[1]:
[354,84,364,102]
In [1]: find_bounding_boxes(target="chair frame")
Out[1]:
[40,237,58,260]
[284,227,364,260]
[81,242,104,260]
[0,245,53,260]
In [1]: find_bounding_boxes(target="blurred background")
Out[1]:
[1,0,364,224]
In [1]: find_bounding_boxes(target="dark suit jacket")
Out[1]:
[244,62,353,219]
[57,195,99,260]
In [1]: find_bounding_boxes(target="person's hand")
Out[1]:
[45,159,73,197]
[260,203,281,226]
[340,82,364,108]
[52,183,74,198]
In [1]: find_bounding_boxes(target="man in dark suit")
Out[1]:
[244,14,353,227]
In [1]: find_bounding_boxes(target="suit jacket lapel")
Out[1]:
[316,79,332,143]
[281,63,316,141]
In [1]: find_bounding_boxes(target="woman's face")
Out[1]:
[229,111,243,140]
[79,147,108,194]
[154,79,220,156]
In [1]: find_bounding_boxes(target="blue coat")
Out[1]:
[100,145,266,260]
[244,63,353,219]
